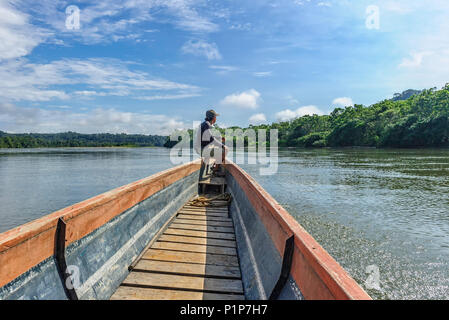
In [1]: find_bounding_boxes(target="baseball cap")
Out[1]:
[206,109,220,119]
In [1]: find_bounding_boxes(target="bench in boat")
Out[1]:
[0,160,371,300]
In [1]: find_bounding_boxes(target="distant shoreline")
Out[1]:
[0,131,169,149]
[0,145,163,149]
[1,145,448,151]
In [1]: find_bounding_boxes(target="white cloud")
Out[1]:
[383,2,414,14]
[220,89,261,109]
[210,65,238,74]
[48,105,72,109]
[399,51,432,68]
[229,23,252,31]
[163,1,219,33]
[395,48,449,89]
[0,58,200,102]
[182,40,222,60]
[137,93,201,100]
[253,71,272,77]
[391,1,449,89]
[275,105,323,121]
[21,0,220,45]
[0,102,185,135]
[285,95,300,105]
[0,0,44,60]
[317,2,332,7]
[249,113,267,125]
[332,97,354,107]
[74,90,108,97]
[294,0,331,7]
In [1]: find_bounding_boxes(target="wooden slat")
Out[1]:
[158,234,236,248]
[183,205,228,210]
[164,228,236,240]
[170,223,234,234]
[180,211,229,217]
[111,196,244,301]
[177,214,232,222]
[111,286,244,300]
[143,249,239,266]
[178,210,229,218]
[198,177,226,185]
[132,260,241,278]
[194,202,229,206]
[207,201,230,205]
[122,272,243,294]
[183,206,228,212]
[174,218,233,227]
[152,241,237,256]
[182,207,228,211]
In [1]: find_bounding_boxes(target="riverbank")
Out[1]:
[0,131,168,148]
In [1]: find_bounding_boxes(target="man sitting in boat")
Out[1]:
[195,109,228,181]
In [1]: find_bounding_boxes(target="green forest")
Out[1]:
[212,84,449,148]
[2,85,448,149]
[0,131,168,148]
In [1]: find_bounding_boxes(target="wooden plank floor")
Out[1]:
[111,196,245,300]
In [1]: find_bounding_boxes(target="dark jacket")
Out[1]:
[200,120,223,150]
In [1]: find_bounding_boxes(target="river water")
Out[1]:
[0,147,448,299]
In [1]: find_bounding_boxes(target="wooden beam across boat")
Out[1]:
[110,197,245,300]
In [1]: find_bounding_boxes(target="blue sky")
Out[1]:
[0,0,448,134]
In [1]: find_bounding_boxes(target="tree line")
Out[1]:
[195,84,449,149]
[0,131,168,148]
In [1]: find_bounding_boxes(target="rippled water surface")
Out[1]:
[0,148,175,233]
[240,148,449,300]
[1,147,448,299]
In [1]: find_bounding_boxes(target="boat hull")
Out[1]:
[0,161,200,300]
[0,160,370,300]
[226,161,371,300]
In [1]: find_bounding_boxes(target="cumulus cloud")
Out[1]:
[249,113,267,125]
[275,105,323,121]
[182,39,222,60]
[332,97,354,107]
[0,102,185,135]
[220,89,261,109]
[399,51,432,68]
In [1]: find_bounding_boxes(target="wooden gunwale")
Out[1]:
[226,160,371,300]
[0,160,201,288]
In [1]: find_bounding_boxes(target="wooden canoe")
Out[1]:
[0,160,371,300]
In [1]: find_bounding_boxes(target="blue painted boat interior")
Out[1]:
[0,171,200,300]
[1,168,305,300]
[226,171,304,300]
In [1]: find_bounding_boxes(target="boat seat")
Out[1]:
[198,176,226,194]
